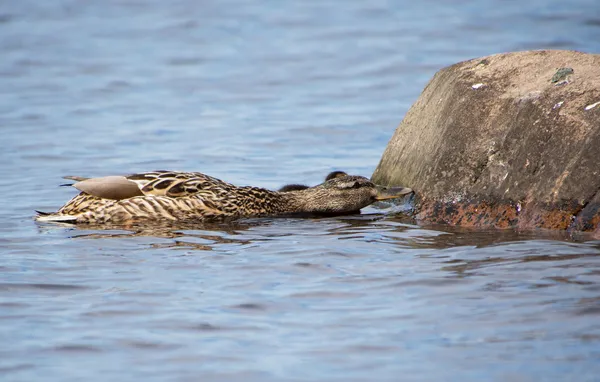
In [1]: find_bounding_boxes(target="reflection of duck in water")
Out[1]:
[279,171,348,192]
[36,170,412,224]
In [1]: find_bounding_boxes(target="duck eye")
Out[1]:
[351,182,361,189]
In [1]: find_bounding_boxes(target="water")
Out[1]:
[2,0,600,381]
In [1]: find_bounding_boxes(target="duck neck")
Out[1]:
[270,189,334,215]
[273,190,310,213]
[232,187,306,216]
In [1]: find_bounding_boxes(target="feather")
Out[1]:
[73,176,144,200]
[35,212,77,223]
[35,170,414,224]
[63,176,89,182]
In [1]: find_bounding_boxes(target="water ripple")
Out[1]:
[2,0,600,381]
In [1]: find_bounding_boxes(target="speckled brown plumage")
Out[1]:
[36,170,412,224]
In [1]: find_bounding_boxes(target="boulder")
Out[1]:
[372,50,600,236]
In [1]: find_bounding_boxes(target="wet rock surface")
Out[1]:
[372,50,600,235]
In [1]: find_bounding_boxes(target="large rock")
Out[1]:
[372,50,600,235]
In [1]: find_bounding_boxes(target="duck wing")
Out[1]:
[71,171,232,200]
[72,176,144,200]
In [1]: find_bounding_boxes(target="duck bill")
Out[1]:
[374,185,413,201]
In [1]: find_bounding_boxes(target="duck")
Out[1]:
[35,170,412,224]
[279,171,348,192]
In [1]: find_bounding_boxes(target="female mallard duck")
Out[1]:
[279,171,348,192]
[36,170,412,224]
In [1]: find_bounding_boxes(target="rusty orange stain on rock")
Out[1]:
[416,197,519,229]
[571,202,600,231]
[414,196,600,232]
[511,200,573,230]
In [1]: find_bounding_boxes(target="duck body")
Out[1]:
[36,170,412,224]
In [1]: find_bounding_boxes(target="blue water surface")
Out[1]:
[1,1,600,381]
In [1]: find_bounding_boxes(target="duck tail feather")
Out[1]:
[34,211,77,223]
